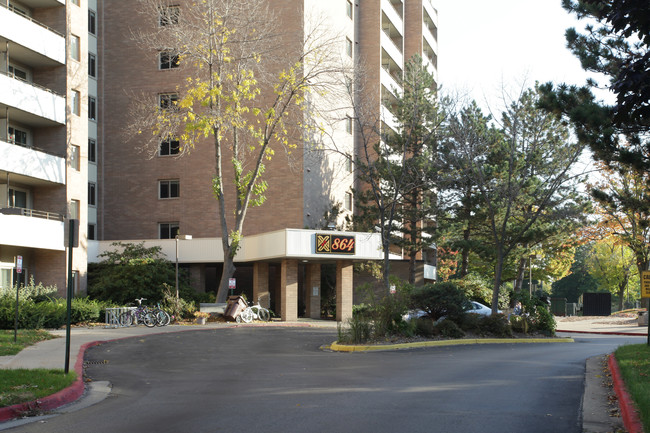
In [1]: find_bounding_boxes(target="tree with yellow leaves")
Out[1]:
[130,0,347,303]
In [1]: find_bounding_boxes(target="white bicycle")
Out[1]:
[237,297,271,323]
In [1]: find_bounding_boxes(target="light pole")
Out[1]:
[175,234,192,299]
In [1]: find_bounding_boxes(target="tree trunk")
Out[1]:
[514,257,526,293]
[460,226,470,278]
[216,255,236,304]
[491,247,505,313]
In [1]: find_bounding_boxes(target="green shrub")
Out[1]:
[479,314,513,337]
[338,315,374,344]
[70,298,102,323]
[510,315,530,333]
[413,317,436,337]
[455,273,493,306]
[532,305,556,335]
[410,282,470,322]
[435,319,465,339]
[458,313,484,333]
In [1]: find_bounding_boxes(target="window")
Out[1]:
[159,180,180,199]
[72,90,80,116]
[346,0,353,19]
[159,223,179,239]
[8,127,27,145]
[346,154,353,173]
[159,93,178,109]
[88,10,96,35]
[9,189,27,208]
[88,224,96,240]
[8,65,27,81]
[344,192,353,211]
[70,145,80,171]
[71,0,79,5]
[345,116,353,134]
[88,182,96,206]
[159,138,180,156]
[88,53,96,77]
[88,96,96,120]
[70,35,80,61]
[88,139,96,163]
[70,199,80,220]
[159,51,180,69]
[159,6,180,26]
[345,37,353,58]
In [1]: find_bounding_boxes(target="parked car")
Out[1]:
[402,301,501,322]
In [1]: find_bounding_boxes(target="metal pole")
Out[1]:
[529,256,532,297]
[175,236,179,299]
[13,258,18,343]
[64,219,74,374]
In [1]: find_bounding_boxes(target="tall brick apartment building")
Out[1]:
[1,0,91,295]
[1,0,438,321]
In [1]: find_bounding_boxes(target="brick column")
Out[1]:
[280,259,298,321]
[305,263,321,319]
[253,262,270,308]
[336,260,353,322]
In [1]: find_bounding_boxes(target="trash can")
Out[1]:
[638,311,648,327]
[224,296,248,321]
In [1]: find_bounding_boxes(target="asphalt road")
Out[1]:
[5,328,645,433]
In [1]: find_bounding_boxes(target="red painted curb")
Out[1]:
[608,353,645,433]
[0,340,106,422]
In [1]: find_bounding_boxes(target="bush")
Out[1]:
[479,314,512,337]
[455,273,493,306]
[413,317,436,337]
[532,305,556,335]
[338,315,374,344]
[435,319,465,339]
[410,282,470,322]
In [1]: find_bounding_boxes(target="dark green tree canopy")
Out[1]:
[540,0,650,170]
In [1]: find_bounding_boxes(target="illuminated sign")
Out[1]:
[315,234,356,255]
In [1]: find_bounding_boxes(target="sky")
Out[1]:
[434,0,604,111]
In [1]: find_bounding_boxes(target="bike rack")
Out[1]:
[104,307,136,328]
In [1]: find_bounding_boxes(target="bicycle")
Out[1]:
[119,298,157,328]
[151,303,171,327]
[237,297,271,323]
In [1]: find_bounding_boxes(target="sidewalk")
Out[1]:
[556,315,648,336]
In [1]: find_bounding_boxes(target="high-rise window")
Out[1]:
[70,35,80,61]
[159,6,180,26]
[344,192,353,211]
[159,138,180,156]
[88,139,96,163]
[88,182,96,206]
[346,1,353,19]
[70,199,80,220]
[345,37,353,58]
[70,145,80,171]
[159,51,180,69]
[89,10,96,35]
[159,93,179,109]
[8,127,27,145]
[159,180,180,199]
[89,96,97,120]
[89,53,96,77]
[159,223,179,239]
[88,224,96,240]
[72,90,80,116]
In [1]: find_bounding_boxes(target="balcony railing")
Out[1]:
[0,69,63,98]
[0,207,64,221]
[0,2,64,37]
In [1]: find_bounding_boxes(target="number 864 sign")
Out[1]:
[316,234,356,255]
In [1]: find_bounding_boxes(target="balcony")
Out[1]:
[0,5,66,67]
[380,66,402,99]
[0,139,65,185]
[380,31,403,72]
[0,73,66,126]
[0,208,65,251]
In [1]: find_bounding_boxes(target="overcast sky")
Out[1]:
[434,0,605,111]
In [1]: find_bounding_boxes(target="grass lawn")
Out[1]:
[0,369,76,408]
[0,329,56,356]
[0,329,74,408]
[614,344,650,431]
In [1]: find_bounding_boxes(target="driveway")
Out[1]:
[4,327,644,433]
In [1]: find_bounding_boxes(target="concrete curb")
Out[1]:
[557,329,647,337]
[608,353,645,433]
[0,340,103,422]
[329,337,574,352]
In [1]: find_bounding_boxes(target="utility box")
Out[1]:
[581,293,611,316]
[551,298,567,316]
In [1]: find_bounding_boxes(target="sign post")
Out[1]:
[642,271,650,346]
[228,278,236,296]
[14,256,22,343]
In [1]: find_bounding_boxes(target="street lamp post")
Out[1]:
[175,234,192,299]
